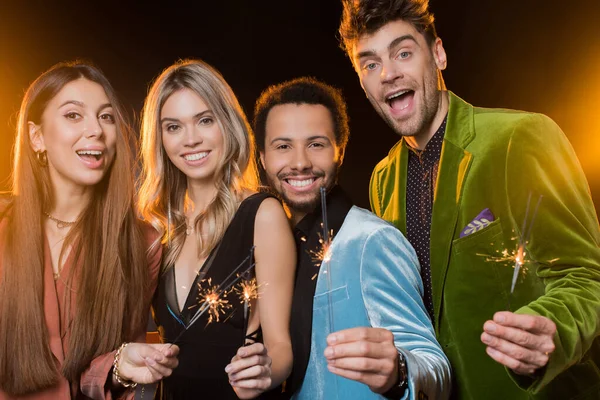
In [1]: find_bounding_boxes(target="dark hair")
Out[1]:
[253,77,350,155]
[339,0,437,55]
[0,60,148,395]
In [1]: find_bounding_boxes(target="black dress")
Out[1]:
[153,193,272,399]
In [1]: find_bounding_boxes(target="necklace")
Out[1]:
[44,212,76,229]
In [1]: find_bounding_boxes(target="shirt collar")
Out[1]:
[405,115,448,162]
[294,185,353,238]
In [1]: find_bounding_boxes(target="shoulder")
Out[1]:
[472,106,563,145]
[255,196,287,226]
[345,207,413,251]
[138,219,162,267]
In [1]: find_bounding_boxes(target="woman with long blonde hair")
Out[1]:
[138,59,295,399]
[0,61,178,399]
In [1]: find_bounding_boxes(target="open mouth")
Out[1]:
[285,178,316,188]
[76,149,103,162]
[183,151,209,161]
[386,89,415,111]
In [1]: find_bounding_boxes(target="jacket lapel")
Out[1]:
[382,145,409,234]
[430,92,475,331]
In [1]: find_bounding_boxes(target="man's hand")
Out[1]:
[325,327,399,393]
[226,343,272,399]
[481,311,556,375]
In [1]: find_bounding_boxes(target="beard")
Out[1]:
[371,66,442,138]
[266,168,338,216]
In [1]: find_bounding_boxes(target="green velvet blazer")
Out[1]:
[370,92,600,399]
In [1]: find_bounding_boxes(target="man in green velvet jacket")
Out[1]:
[339,0,600,398]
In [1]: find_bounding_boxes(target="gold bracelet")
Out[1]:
[113,342,138,389]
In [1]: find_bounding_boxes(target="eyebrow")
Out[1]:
[356,34,419,60]
[269,135,332,145]
[58,100,113,112]
[160,109,213,124]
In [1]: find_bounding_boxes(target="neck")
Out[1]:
[404,90,449,150]
[186,178,218,218]
[48,177,92,222]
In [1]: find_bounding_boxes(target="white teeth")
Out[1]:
[77,150,102,155]
[288,179,315,188]
[387,90,410,101]
[184,151,209,161]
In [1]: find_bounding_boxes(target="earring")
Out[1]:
[35,150,48,166]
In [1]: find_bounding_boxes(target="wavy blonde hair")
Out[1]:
[138,60,258,269]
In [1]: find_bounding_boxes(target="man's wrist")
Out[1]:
[383,351,408,399]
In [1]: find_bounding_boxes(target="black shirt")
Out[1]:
[405,116,447,320]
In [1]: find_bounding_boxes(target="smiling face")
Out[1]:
[160,88,224,186]
[29,78,117,191]
[353,19,448,148]
[260,103,340,222]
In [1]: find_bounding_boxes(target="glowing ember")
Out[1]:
[234,277,261,306]
[193,278,232,324]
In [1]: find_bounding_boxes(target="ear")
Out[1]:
[259,151,266,170]
[28,122,45,152]
[432,37,448,71]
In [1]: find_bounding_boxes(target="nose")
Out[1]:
[84,117,104,138]
[380,58,403,84]
[184,126,203,148]
[291,147,312,171]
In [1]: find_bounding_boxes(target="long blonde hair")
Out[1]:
[0,62,149,395]
[138,60,258,269]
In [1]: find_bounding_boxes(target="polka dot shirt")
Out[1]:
[405,116,447,320]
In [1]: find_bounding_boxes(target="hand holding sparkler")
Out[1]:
[225,343,273,399]
[324,327,401,394]
[114,342,179,385]
[481,311,557,375]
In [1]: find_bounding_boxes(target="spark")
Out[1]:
[233,277,261,306]
[192,278,232,324]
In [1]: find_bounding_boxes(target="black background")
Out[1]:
[1,0,599,211]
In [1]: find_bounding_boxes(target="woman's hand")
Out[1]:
[226,343,272,399]
[116,343,179,385]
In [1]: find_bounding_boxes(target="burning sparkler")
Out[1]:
[171,247,257,344]
[193,278,232,324]
[477,193,545,294]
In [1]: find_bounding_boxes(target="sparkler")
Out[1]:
[320,187,335,334]
[319,186,339,398]
[240,247,255,345]
[510,193,542,293]
[477,193,544,294]
[193,278,232,324]
[171,247,257,344]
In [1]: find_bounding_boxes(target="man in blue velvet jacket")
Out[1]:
[253,77,451,399]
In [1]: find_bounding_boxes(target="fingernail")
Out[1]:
[324,347,333,357]
[146,357,156,366]
[481,333,490,344]
[485,322,496,332]
[328,335,337,344]
[239,349,246,357]
[495,314,506,323]
[225,365,232,373]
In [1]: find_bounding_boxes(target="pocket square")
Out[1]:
[460,208,495,237]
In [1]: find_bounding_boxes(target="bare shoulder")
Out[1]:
[255,196,287,224]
